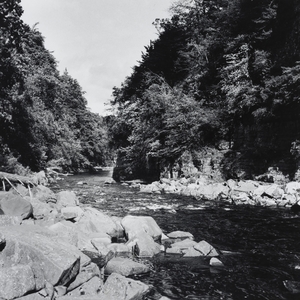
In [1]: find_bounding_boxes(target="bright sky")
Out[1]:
[20,0,173,115]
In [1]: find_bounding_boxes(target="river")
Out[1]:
[50,169,300,300]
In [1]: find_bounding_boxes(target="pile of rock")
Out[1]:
[0,183,221,300]
[138,178,300,208]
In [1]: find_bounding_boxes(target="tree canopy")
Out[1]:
[109,0,300,180]
[0,0,110,174]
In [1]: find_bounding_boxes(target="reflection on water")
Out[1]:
[50,171,300,300]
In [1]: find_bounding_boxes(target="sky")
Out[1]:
[20,0,174,115]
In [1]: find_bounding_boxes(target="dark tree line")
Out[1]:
[109,0,300,181]
[0,0,111,174]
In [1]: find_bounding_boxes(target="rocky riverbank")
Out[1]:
[0,181,224,300]
[134,177,300,209]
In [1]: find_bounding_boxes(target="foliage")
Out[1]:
[0,2,110,173]
[109,0,300,180]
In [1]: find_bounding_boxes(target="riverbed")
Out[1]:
[50,170,300,300]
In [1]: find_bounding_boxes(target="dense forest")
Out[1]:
[0,0,111,174]
[110,0,300,182]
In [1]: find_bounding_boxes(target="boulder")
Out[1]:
[31,185,57,204]
[232,180,259,193]
[0,192,33,219]
[107,243,132,257]
[127,234,161,257]
[67,262,101,292]
[167,231,194,240]
[194,240,219,256]
[31,171,48,185]
[285,181,300,194]
[30,199,55,220]
[139,182,161,194]
[0,265,36,299]
[105,257,150,276]
[263,184,284,199]
[166,247,183,255]
[56,191,79,209]
[98,273,150,300]
[61,206,84,221]
[0,225,80,288]
[183,247,203,257]
[210,257,224,267]
[76,207,122,238]
[121,215,162,241]
[170,238,197,250]
[0,215,22,226]
[65,276,103,298]
[48,221,79,247]
[198,183,230,200]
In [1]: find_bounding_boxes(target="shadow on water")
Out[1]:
[50,171,300,300]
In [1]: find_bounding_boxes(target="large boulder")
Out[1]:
[31,185,57,204]
[194,240,219,256]
[98,272,150,300]
[65,276,103,298]
[105,257,150,276]
[198,183,230,200]
[127,234,161,257]
[61,206,84,221]
[285,181,300,194]
[0,265,36,299]
[0,225,81,288]
[121,215,162,241]
[56,191,79,209]
[0,192,33,219]
[76,207,123,238]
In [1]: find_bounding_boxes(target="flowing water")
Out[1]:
[50,170,300,300]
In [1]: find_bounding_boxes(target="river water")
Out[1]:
[50,170,300,300]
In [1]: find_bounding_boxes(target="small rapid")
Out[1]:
[50,170,300,300]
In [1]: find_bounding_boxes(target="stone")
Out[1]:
[263,184,284,199]
[56,190,79,209]
[210,257,224,267]
[48,221,79,247]
[16,292,46,299]
[0,265,36,299]
[67,262,101,292]
[128,234,161,257]
[285,181,300,194]
[32,185,57,203]
[98,272,150,300]
[233,180,259,193]
[0,215,22,226]
[0,225,80,287]
[105,257,150,276]
[230,191,251,203]
[139,182,161,194]
[76,207,122,238]
[121,215,162,241]
[167,231,194,240]
[183,247,203,257]
[66,276,103,298]
[198,183,230,200]
[61,206,84,221]
[170,238,197,250]
[31,200,54,219]
[107,243,131,257]
[194,240,219,256]
[0,192,33,219]
[165,247,183,254]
